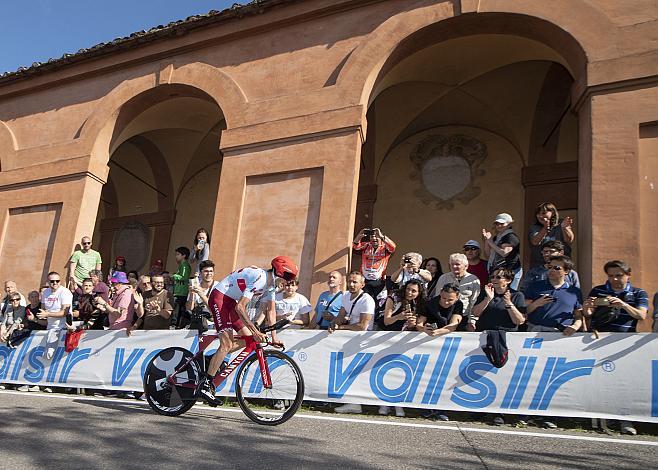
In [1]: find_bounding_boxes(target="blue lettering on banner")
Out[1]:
[370,354,428,403]
[328,352,373,399]
[24,347,46,383]
[10,336,34,380]
[140,349,163,380]
[421,337,461,405]
[501,356,537,410]
[46,347,66,383]
[0,346,17,380]
[59,348,92,383]
[652,361,658,418]
[112,348,145,386]
[530,357,595,410]
[451,355,497,409]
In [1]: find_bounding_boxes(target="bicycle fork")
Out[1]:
[255,345,272,389]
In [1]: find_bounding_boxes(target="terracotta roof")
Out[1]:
[0,0,298,84]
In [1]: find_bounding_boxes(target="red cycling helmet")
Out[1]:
[271,256,299,281]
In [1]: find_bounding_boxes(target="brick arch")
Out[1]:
[338,4,605,108]
[80,61,247,170]
[0,120,17,171]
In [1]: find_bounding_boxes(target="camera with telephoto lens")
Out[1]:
[403,255,412,264]
[362,228,375,241]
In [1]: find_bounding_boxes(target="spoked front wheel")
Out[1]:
[235,349,304,425]
[143,347,202,417]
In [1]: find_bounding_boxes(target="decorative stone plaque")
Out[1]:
[113,222,150,272]
[410,134,487,210]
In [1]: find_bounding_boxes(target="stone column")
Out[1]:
[582,85,658,289]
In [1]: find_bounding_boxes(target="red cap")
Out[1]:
[152,259,164,267]
[115,256,126,263]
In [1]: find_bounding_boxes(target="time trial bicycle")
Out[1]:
[143,320,304,425]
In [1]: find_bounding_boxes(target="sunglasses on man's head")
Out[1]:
[82,242,92,246]
[548,265,564,271]
[463,247,478,251]
[10,297,21,301]
[49,279,61,284]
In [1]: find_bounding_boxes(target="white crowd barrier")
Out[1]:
[1,329,657,423]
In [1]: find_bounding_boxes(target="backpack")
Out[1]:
[482,330,509,368]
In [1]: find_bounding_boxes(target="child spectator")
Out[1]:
[108,256,127,281]
[171,247,191,328]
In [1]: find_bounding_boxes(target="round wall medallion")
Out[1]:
[410,134,487,210]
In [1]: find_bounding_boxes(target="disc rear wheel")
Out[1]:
[143,347,202,417]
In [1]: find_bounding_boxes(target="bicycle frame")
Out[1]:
[166,333,272,391]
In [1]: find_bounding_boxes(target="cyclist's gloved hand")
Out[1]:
[270,340,285,350]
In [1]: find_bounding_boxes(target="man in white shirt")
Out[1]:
[328,271,375,333]
[38,271,73,359]
[328,271,375,414]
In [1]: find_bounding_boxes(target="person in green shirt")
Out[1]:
[171,246,191,328]
[69,236,102,288]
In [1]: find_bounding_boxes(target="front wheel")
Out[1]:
[143,347,202,417]
[235,349,304,425]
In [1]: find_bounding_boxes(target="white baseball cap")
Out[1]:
[494,213,514,224]
[463,240,481,249]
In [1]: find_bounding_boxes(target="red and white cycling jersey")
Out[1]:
[215,267,276,302]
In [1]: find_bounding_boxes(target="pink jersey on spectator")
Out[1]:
[353,239,396,281]
[108,285,134,330]
[215,267,276,302]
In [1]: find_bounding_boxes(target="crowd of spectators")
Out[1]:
[0,207,655,435]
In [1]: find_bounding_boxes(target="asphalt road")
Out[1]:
[1,391,656,469]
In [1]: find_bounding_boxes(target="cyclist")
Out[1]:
[199,256,299,401]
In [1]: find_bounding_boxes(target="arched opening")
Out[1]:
[356,15,583,272]
[92,84,225,274]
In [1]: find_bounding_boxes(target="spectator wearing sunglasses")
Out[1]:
[38,272,73,360]
[525,255,583,336]
[463,240,489,288]
[69,236,102,289]
[520,240,580,294]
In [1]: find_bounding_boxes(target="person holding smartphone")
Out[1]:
[190,228,211,274]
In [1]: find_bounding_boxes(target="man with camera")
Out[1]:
[582,260,649,436]
[352,227,396,301]
[390,252,432,287]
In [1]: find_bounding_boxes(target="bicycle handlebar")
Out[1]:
[259,318,290,333]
